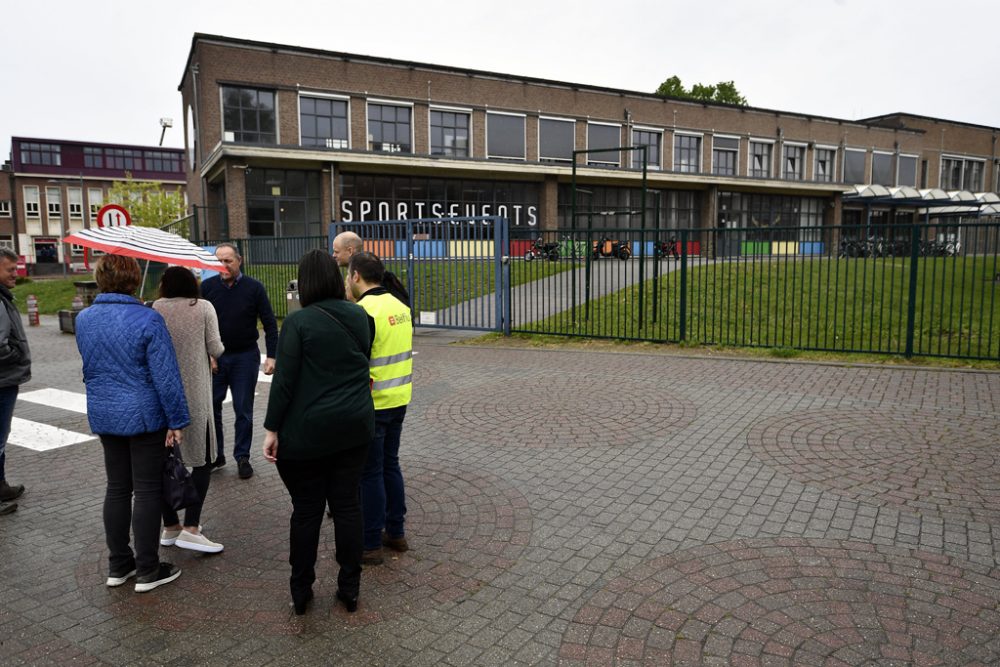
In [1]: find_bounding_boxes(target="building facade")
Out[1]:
[178,34,999,244]
[1,138,185,273]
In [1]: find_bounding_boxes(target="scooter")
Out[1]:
[592,237,631,260]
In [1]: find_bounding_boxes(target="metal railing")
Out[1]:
[510,222,1000,360]
[205,220,999,360]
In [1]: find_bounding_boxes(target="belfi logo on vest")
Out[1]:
[388,311,411,326]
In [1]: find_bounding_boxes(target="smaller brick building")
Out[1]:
[1,138,185,273]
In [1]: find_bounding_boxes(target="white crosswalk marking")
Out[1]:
[19,388,88,414]
[10,368,271,451]
[8,417,94,451]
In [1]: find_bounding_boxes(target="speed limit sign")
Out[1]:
[96,204,132,228]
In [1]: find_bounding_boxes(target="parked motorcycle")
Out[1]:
[524,237,560,261]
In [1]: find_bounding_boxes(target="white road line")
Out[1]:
[8,417,94,451]
[19,388,88,414]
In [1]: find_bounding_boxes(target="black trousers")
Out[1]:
[101,430,167,577]
[276,446,367,600]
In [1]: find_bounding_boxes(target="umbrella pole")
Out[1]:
[140,260,150,301]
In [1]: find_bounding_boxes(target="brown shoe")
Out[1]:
[361,548,384,565]
[382,533,409,552]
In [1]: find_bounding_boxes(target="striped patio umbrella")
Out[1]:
[63,226,227,273]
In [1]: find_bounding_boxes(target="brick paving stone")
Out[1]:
[1,320,998,664]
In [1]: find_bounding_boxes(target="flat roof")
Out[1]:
[180,33,962,134]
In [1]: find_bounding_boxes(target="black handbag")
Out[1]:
[163,446,200,510]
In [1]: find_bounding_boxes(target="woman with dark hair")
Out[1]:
[263,249,375,614]
[75,255,190,593]
[153,267,225,553]
[346,252,414,565]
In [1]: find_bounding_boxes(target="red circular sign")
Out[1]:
[95,204,132,228]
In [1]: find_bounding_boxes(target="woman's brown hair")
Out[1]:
[94,255,142,295]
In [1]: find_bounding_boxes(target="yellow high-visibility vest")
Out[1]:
[358,291,412,409]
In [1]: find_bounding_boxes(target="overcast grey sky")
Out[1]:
[2,0,996,159]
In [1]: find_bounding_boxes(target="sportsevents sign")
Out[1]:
[337,173,540,226]
[339,200,538,226]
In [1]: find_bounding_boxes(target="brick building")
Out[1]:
[1,138,185,273]
[177,33,999,244]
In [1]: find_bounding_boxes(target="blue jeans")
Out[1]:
[0,385,19,482]
[361,406,407,550]
[212,347,260,461]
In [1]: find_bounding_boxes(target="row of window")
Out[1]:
[18,186,105,220]
[221,86,987,188]
[84,147,183,173]
[18,142,183,173]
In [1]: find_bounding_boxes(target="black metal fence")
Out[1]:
[206,220,999,360]
[510,222,1000,360]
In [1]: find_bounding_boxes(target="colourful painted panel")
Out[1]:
[772,242,799,255]
[800,242,825,255]
[741,241,771,255]
[413,241,445,258]
[511,240,534,256]
[364,239,395,258]
[448,240,495,258]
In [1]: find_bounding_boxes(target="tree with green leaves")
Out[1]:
[106,172,187,234]
[655,76,748,106]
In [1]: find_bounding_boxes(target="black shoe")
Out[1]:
[106,565,137,587]
[0,501,17,516]
[237,457,253,479]
[0,481,24,502]
[210,456,226,473]
[134,562,181,593]
[336,589,358,613]
[292,589,314,615]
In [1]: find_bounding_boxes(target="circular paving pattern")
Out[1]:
[747,409,1000,524]
[559,539,1000,666]
[422,375,697,448]
[75,459,531,633]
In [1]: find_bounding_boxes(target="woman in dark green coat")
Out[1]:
[263,249,374,614]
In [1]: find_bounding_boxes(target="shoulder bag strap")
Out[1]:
[310,305,370,359]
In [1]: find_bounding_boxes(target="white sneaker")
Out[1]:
[161,524,201,546]
[175,530,224,554]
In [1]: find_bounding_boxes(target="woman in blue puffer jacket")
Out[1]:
[75,255,190,594]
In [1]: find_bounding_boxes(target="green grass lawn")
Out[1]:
[252,258,577,316]
[11,278,80,314]
[527,256,1000,359]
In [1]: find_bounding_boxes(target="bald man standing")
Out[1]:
[332,232,365,301]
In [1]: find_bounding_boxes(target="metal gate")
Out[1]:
[331,217,510,333]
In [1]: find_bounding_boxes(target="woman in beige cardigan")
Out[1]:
[153,267,226,553]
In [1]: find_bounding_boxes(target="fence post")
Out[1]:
[679,229,688,342]
[904,223,920,358]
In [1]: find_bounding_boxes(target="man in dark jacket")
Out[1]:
[0,248,30,515]
[202,243,278,479]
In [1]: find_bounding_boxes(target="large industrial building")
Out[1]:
[177,33,998,246]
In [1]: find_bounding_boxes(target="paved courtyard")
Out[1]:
[2,316,999,665]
